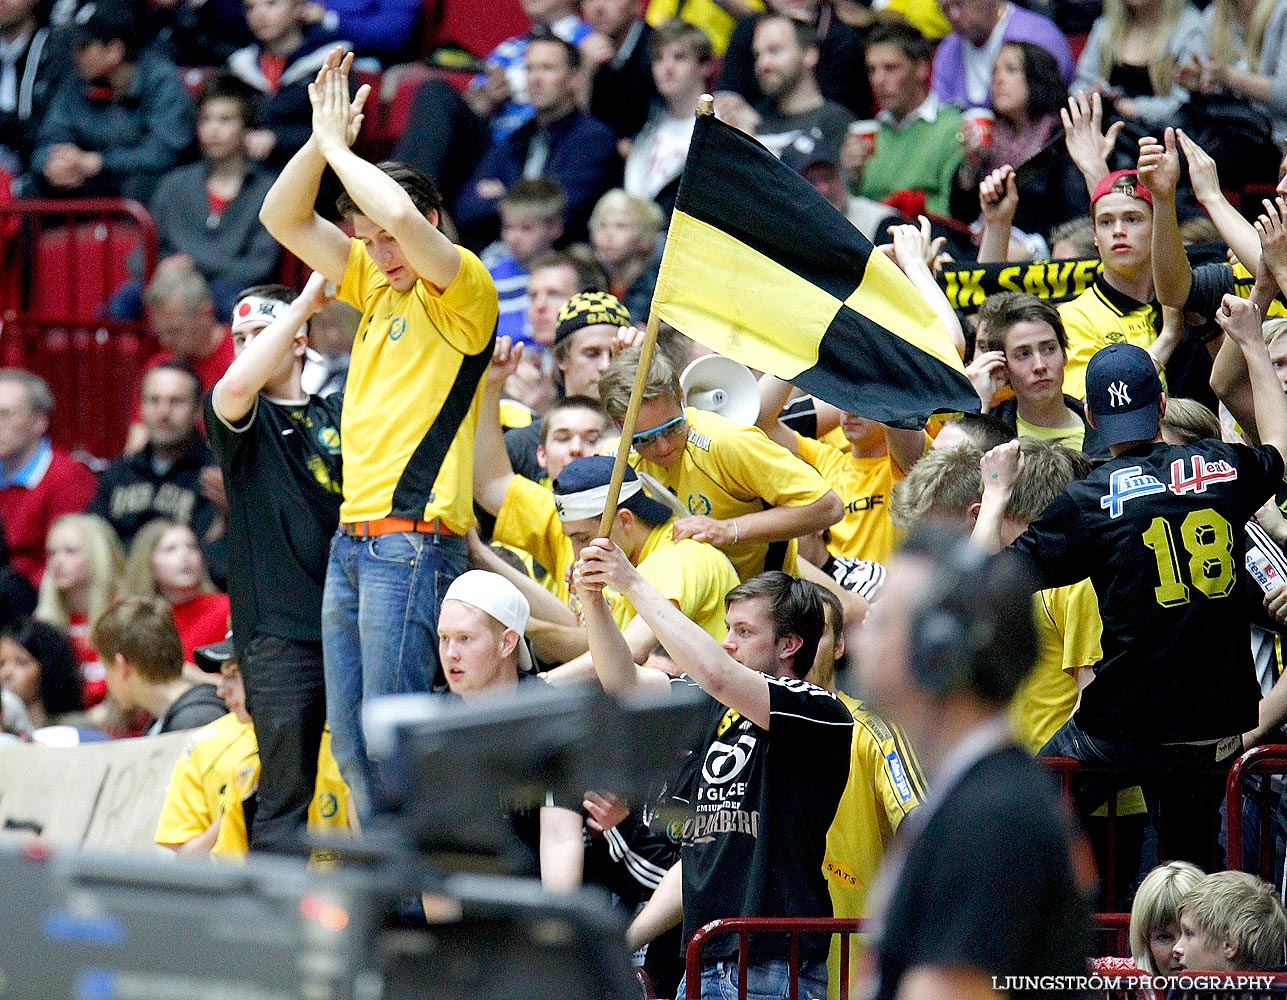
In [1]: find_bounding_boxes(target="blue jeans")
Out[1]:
[677,958,828,1000]
[321,529,468,815]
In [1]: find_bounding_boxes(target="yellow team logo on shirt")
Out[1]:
[689,494,713,516]
[318,426,340,453]
[389,317,407,341]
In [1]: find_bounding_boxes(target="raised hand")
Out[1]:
[1137,128,1180,199]
[1062,91,1122,184]
[979,164,1019,228]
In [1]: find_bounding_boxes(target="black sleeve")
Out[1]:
[1008,493,1090,589]
[1184,262,1236,320]
[203,390,254,466]
[714,17,761,101]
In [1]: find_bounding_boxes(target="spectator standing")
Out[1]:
[226,0,345,171]
[932,0,1073,109]
[122,518,230,666]
[949,41,1086,237]
[584,563,853,1000]
[258,49,497,812]
[35,513,124,708]
[93,596,227,734]
[0,369,96,588]
[207,276,344,855]
[598,346,843,582]
[644,0,761,57]
[456,32,621,245]
[31,7,193,200]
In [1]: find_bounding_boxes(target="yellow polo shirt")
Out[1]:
[1058,277,1158,401]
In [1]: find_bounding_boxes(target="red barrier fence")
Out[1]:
[0,198,158,460]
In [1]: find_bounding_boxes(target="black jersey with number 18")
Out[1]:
[1010,439,1283,746]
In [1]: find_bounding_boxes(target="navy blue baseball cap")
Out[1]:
[553,455,677,525]
[1084,343,1163,447]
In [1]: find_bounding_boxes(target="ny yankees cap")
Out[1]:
[442,570,535,673]
[1085,343,1163,447]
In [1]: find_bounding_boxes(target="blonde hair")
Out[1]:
[121,519,215,601]
[1263,316,1287,352]
[1160,397,1221,443]
[1097,0,1190,98]
[1177,870,1287,970]
[1207,0,1278,68]
[35,514,125,628]
[589,189,664,243]
[1130,861,1205,974]
[889,445,983,532]
[598,345,683,423]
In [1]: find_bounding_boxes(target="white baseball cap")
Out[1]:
[442,570,535,673]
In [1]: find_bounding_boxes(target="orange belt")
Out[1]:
[341,517,456,538]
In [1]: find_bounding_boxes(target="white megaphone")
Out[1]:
[680,354,761,426]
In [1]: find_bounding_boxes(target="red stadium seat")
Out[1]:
[29,219,143,322]
[419,0,528,58]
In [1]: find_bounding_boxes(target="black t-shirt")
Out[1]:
[872,746,1090,1000]
[204,391,343,650]
[672,674,853,963]
[1011,438,1283,744]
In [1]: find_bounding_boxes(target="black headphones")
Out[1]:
[907,539,1001,699]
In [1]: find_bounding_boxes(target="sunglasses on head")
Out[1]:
[630,414,687,449]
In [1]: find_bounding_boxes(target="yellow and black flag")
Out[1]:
[652,112,980,425]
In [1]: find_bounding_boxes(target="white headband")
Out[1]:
[231,295,290,333]
[554,471,687,523]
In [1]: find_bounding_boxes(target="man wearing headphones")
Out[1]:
[575,544,853,1000]
[854,527,1091,1000]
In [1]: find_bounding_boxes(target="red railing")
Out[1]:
[1225,744,1287,878]
[0,198,158,460]
[679,915,1287,1000]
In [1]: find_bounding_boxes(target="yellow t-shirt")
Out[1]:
[1015,414,1086,453]
[886,0,952,39]
[644,0,763,54]
[155,712,256,850]
[155,714,352,859]
[796,436,901,565]
[1009,580,1101,754]
[493,475,737,638]
[824,692,926,999]
[337,239,498,530]
[628,408,834,582]
[217,730,351,858]
[629,522,740,640]
[1058,279,1159,401]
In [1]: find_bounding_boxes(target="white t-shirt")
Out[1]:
[624,113,695,201]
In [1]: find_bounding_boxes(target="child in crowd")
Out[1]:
[226,0,340,171]
[1175,870,1287,971]
[121,519,230,666]
[34,514,125,709]
[483,178,567,345]
[589,189,662,323]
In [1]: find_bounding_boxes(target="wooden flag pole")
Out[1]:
[597,311,660,538]
[596,94,715,539]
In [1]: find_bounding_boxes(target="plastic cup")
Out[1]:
[848,120,879,160]
[963,108,995,149]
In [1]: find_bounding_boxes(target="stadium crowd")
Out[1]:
[6,0,1287,994]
